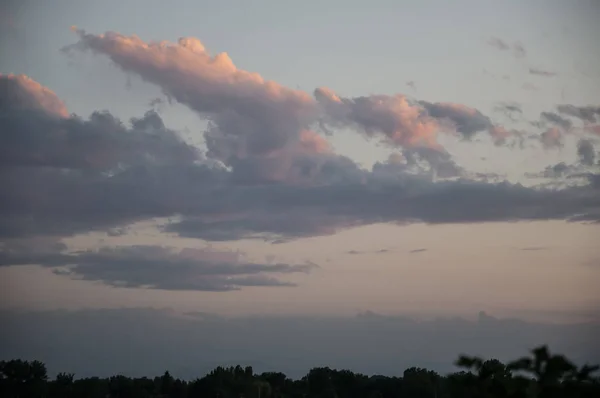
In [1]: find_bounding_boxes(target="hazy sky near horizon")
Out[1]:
[1,0,600,324]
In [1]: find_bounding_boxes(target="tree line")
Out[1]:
[1,345,598,398]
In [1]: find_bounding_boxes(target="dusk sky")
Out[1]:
[1,0,599,376]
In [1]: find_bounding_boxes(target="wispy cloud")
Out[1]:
[487,37,527,58]
[529,67,557,77]
[0,240,317,291]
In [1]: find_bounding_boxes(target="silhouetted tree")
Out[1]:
[1,345,598,398]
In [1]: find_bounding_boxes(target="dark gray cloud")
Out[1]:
[2,34,600,244]
[557,104,600,124]
[1,308,597,379]
[539,162,572,178]
[529,68,556,77]
[0,108,199,171]
[2,77,600,244]
[494,102,522,122]
[577,139,596,166]
[409,248,427,254]
[0,242,315,291]
[401,147,463,178]
[540,111,572,130]
[419,101,494,139]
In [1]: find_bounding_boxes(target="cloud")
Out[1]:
[419,101,496,140]
[494,102,522,122]
[0,73,68,118]
[513,42,527,58]
[409,248,427,254]
[577,139,596,166]
[345,248,391,255]
[487,37,510,51]
[487,37,527,58]
[540,111,572,130]
[315,88,440,148]
[557,104,600,124]
[0,241,316,291]
[540,127,564,149]
[1,308,598,379]
[401,146,463,178]
[65,28,319,172]
[529,68,556,77]
[522,83,538,91]
[315,88,506,146]
[2,75,600,242]
[0,107,199,172]
[1,31,599,243]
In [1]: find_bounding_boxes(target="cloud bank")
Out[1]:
[1,308,598,379]
[1,29,600,291]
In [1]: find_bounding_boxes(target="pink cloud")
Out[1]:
[540,127,564,149]
[67,28,318,165]
[315,87,440,148]
[586,125,600,136]
[0,73,69,118]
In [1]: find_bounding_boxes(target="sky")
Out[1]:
[1,0,600,376]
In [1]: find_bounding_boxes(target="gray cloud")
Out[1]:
[513,42,527,58]
[529,68,556,77]
[2,106,600,243]
[494,102,522,122]
[2,32,600,244]
[401,147,463,178]
[345,248,390,255]
[0,242,315,291]
[487,37,527,58]
[409,248,427,254]
[419,101,494,139]
[577,139,596,166]
[522,83,539,91]
[557,104,600,124]
[0,308,597,379]
[540,128,564,149]
[540,111,572,130]
[519,246,548,251]
[487,37,509,51]
[0,108,199,172]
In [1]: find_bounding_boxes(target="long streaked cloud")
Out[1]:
[529,67,557,77]
[0,240,316,291]
[556,104,600,124]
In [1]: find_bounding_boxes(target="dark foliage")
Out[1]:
[1,346,598,397]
